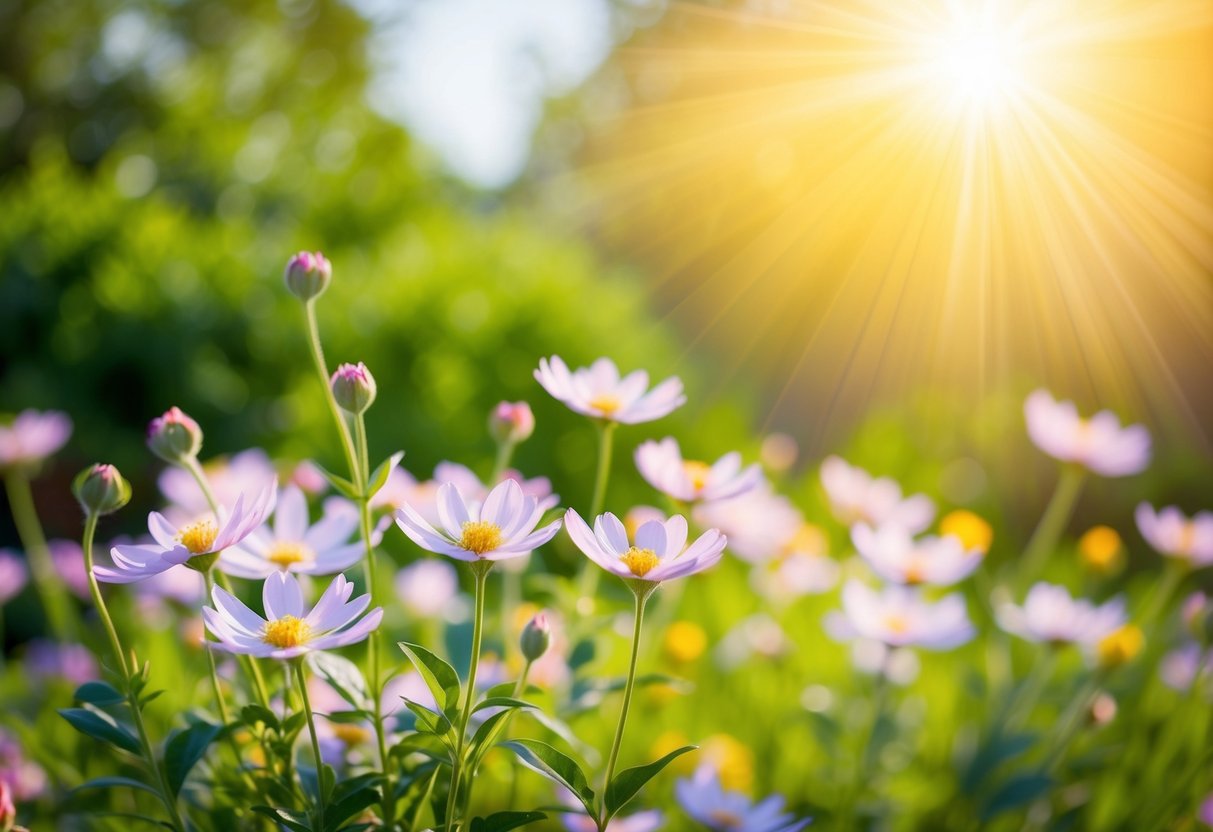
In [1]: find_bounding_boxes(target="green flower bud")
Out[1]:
[147,406,203,463]
[520,611,551,662]
[73,463,132,516]
[331,362,377,414]
[284,251,332,301]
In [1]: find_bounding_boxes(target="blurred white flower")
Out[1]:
[1024,390,1150,476]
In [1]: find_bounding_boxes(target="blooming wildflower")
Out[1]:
[635,438,762,503]
[675,765,811,832]
[534,356,685,424]
[564,509,726,584]
[1135,504,1213,568]
[831,580,974,649]
[1024,389,1150,476]
[820,456,934,533]
[96,481,277,582]
[0,780,13,832]
[1200,794,1213,827]
[203,572,382,660]
[395,559,460,618]
[394,479,562,563]
[663,621,708,664]
[997,583,1125,647]
[559,786,662,832]
[0,409,71,470]
[694,484,802,563]
[284,251,332,301]
[375,462,558,523]
[1161,643,1213,693]
[331,362,377,414]
[939,509,993,554]
[221,485,361,579]
[135,565,204,606]
[0,551,28,605]
[852,523,981,586]
[489,401,535,444]
[159,448,276,519]
[292,460,329,494]
[716,614,793,669]
[22,640,97,685]
[1078,525,1124,574]
[0,731,45,801]
[1097,625,1144,669]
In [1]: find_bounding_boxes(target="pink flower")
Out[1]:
[997,583,1125,646]
[852,523,981,586]
[48,540,90,600]
[535,356,685,424]
[831,580,974,649]
[489,401,535,444]
[22,640,97,685]
[0,730,45,801]
[1136,504,1213,568]
[222,485,362,579]
[0,551,28,605]
[158,448,277,519]
[0,409,71,470]
[395,559,460,618]
[564,509,726,584]
[1024,390,1150,476]
[820,456,934,533]
[635,438,762,504]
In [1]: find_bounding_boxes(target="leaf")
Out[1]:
[309,651,372,711]
[501,739,595,817]
[567,638,596,671]
[75,681,126,707]
[962,732,1038,792]
[74,776,162,798]
[398,641,461,713]
[253,806,313,832]
[402,698,453,738]
[310,459,362,500]
[325,784,382,832]
[467,709,515,767]
[469,811,547,832]
[325,710,374,724]
[472,697,537,714]
[604,745,697,820]
[366,451,405,500]
[165,720,222,796]
[980,773,1054,821]
[242,704,279,731]
[59,707,141,754]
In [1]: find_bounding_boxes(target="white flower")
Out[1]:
[820,456,934,533]
[1136,503,1213,567]
[852,523,980,586]
[997,583,1125,646]
[635,437,762,503]
[535,356,685,424]
[221,486,362,579]
[1024,389,1150,476]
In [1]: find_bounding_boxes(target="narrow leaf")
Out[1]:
[165,720,222,796]
[605,745,697,820]
[398,641,461,712]
[74,776,162,797]
[469,811,547,832]
[309,652,372,711]
[501,739,594,817]
[59,708,141,754]
[366,451,405,500]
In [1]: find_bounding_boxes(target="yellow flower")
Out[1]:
[1079,526,1123,575]
[1098,625,1144,669]
[939,509,993,555]
[701,734,755,793]
[663,621,708,664]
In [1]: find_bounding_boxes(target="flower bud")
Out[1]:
[147,406,203,463]
[519,611,551,662]
[284,251,332,301]
[1090,692,1117,726]
[331,363,377,414]
[1078,525,1124,576]
[72,464,132,516]
[0,780,14,832]
[489,401,535,445]
[1097,624,1144,669]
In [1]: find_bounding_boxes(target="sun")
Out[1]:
[934,21,1023,105]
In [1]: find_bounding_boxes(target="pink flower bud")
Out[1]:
[0,781,13,832]
[489,401,535,444]
[520,610,552,662]
[284,251,332,301]
[72,463,131,516]
[331,362,377,414]
[147,406,203,463]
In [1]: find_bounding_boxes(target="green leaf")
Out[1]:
[325,784,382,832]
[366,451,405,500]
[325,709,374,724]
[253,806,313,832]
[402,698,453,738]
[604,745,697,820]
[567,639,596,670]
[962,732,1037,792]
[75,681,126,707]
[310,460,362,500]
[74,776,162,798]
[309,652,372,711]
[398,641,461,713]
[472,697,537,714]
[242,703,280,731]
[469,811,547,832]
[59,708,141,754]
[467,709,515,767]
[165,720,222,796]
[981,773,1054,820]
[501,739,595,817]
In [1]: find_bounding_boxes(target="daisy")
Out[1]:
[1135,503,1213,568]
[675,765,811,832]
[393,479,562,563]
[694,485,803,564]
[564,509,726,584]
[996,583,1125,646]
[820,456,934,533]
[203,572,382,661]
[831,580,974,650]
[0,409,71,470]
[635,438,762,504]
[535,356,685,424]
[852,523,981,586]
[1024,389,1150,476]
[95,481,276,582]
[221,485,362,579]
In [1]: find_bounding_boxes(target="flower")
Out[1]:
[22,640,97,685]
[1024,390,1150,476]
[284,251,332,301]
[159,448,276,519]
[1097,625,1144,669]
[147,406,203,464]
[1078,525,1124,574]
[394,479,562,563]
[694,485,803,564]
[534,356,685,424]
[1160,643,1213,692]
[374,462,558,523]
[675,765,811,832]
[0,731,45,801]
[635,438,762,503]
[489,401,535,444]
[0,552,27,605]
[395,559,460,618]
[48,540,90,599]
[564,510,726,584]
[939,509,993,555]
[830,580,974,649]
[820,456,934,533]
[203,572,382,660]
[331,362,377,414]
[563,809,662,832]
[0,409,71,470]
[663,621,708,664]
[96,481,277,582]
[221,485,361,579]
[1135,504,1213,568]
[0,780,13,832]
[997,583,1126,646]
[852,523,981,586]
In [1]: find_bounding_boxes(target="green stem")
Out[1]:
[295,661,327,831]
[1139,559,1186,628]
[578,422,617,606]
[1019,465,1085,586]
[602,587,651,824]
[303,299,360,481]
[183,457,220,516]
[4,471,76,640]
[489,440,516,486]
[83,513,186,832]
[1044,672,1104,772]
[1004,647,1058,731]
[445,563,491,832]
[463,661,532,821]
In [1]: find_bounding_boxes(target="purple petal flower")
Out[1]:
[395,559,459,618]
[675,765,811,832]
[535,356,685,425]
[635,437,762,504]
[22,639,98,685]
[1024,389,1150,477]
[0,409,71,469]
[0,550,29,605]
[832,580,974,650]
[996,582,1125,646]
[852,523,981,586]
[1136,503,1213,568]
[564,509,726,584]
[820,456,934,533]
[158,448,276,520]
[221,485,362,579]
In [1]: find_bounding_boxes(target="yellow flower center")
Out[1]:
[267,541,314,568]
[589,394,621,416]
[904,557,927,584]
[331,723,371,746]
[1098,625,1144,668]
[1179,521,1197,555]
[779,523,827,559]
[621,546,660,577]
[884,614,910,634]
[708,810,744,830]
[261,616,311,649]
[460,520,503,555]
[682,460,712,492]
[940,510,993,555]
[178,520,219,554]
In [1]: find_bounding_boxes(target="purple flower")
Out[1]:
[48,540,90,600]
[1024,390,1150,476]
[284,251,332,301]
[96,481,277,582]
[635,438,762,504]
[0,731,46,801]
[22,639,98,685]
[564,510,726,584]
[203,572,382,660]
[830,580,974,650]
[395,559,459,618]
[535,356,685,424]
[1136,503,1213,568]
[675,765,811,832]
[1160,643,1213,693]
[694,485,804,564]
[159,448,277,519]
[852,523,981,586]
[820,456,934,533]
[997,583,1125,646]
[0,409,71,470]
[222,485,362,579]
[0,551,28,605]
[373,462,558,523]
[394,479,562,563]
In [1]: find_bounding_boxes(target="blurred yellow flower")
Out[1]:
[664,621,708,664]
[701,734,755,793]
[940,510,993,555]
[1098,625,1144,669]
[651,730,695,773]
[1079,526,1124,575]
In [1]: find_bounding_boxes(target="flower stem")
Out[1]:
[463,661,533,821]
[82,512,185,832]
[295,661,327,831]
[4,470,76,640]
[1139,558,1186,628]
[445,563,491,832]
[578,422,617,606]
[602,586,651,822]
[303,299,361,481]
[183,457,220,516]
[1019,464,1085,586]
[489,440,516,486]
